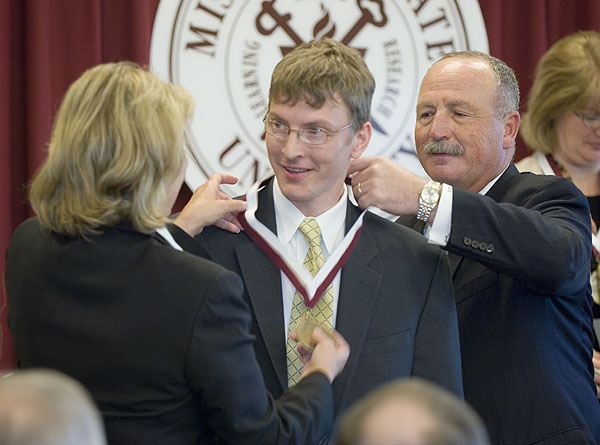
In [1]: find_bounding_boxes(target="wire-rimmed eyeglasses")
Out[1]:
[574,112,600,130]
[263,115,353,145]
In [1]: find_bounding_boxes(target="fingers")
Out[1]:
[220,198,247,214]
[297,327,350,383]
[214,219,242,234]
[331,329,348,350]
[312,327,349,362]
[208,173,240,186]
[347,157,375,176]
[311,326,328,342]
[353,181,366,200]
[297,344,313,365]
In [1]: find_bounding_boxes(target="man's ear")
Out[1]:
[351,121,372,158]
[502,111,520,150]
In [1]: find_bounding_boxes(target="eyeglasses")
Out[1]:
[263,115,353,145]
[574,112,600,130]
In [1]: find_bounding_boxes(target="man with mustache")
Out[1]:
[348,51,600,443]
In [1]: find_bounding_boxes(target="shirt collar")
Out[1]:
[479,163,510,195]
[272,178,347,253]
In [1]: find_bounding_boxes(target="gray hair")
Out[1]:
[0,369,106,445]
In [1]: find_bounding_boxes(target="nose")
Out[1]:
[428,111,453,140]
[281,130,305,159]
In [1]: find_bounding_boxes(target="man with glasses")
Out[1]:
[348,51,600,444]
[181,39,462,434]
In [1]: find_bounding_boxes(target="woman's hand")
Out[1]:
[173,173,247,237]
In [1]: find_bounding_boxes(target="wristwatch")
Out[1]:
[416,180,441,223]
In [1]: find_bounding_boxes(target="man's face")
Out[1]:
[555,107,600,167]
[414,57,517,192]
[266,95,370,216]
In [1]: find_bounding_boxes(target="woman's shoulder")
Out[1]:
[10,217,46,247]
[515,152,544,174]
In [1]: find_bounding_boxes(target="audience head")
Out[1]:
[0,369,106,445]
[415,51,520,192]
[30,61,194,237]
[520,31,600,157]
[336,378,489,445]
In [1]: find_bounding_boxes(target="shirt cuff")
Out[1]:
[424,183,452,246]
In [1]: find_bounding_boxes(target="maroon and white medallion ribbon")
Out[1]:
[238,177,366,308]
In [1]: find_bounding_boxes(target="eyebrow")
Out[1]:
[417,100,474,110]
[447,100,473,109]
[267,112,335,128]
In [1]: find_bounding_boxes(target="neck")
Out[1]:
[553,152,600,196]
[292,187,346,217]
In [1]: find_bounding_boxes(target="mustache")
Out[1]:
[422,140,464,156]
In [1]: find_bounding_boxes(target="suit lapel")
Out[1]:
[236,181,288,391]
[333,205,382,410]
[485,163,518,203]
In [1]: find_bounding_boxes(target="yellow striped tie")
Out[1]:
[286,218,334,387]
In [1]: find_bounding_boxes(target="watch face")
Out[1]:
[421,186,440,205]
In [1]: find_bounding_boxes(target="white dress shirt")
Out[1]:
[272,179,347,336]
[425,165,509,245]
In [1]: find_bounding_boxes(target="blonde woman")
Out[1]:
[5,62,349,444]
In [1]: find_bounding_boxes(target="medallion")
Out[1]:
[295,312,335,352]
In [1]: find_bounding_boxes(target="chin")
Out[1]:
[278,183,308,202]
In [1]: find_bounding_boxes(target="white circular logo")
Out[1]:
[151,0,488,195]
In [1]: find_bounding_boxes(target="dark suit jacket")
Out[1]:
[398,164,600,445]
[6,218,336,445]
[189,179,463,422]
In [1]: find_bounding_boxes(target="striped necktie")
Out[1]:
[286,218,334,387]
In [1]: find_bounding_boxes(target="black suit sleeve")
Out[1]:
[449,176,591,295]
[186,268,334,444]
[167,223,212,259]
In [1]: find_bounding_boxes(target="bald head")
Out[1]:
[0,369,106,445]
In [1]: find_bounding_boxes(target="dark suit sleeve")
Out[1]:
[411,250,464,397]
[185,268,334,444]
[166,222,212,259]
[449,175,591,295]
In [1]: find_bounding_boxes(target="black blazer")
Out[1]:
[188,179,463,423]
[6,218,336,444]
[399,164,600,444]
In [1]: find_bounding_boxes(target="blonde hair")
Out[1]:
[521,31,600,154]
[268,38,375,130]
[30,62,194,237]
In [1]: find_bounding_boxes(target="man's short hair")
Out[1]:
[268,38,375,130]
[336,378,489,445]
[437,50,520,118]
[0,369,106,445]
